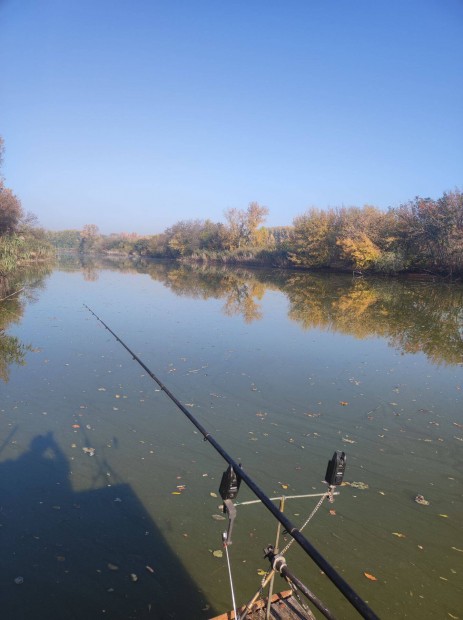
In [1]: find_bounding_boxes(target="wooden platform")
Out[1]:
[210,590,313,619]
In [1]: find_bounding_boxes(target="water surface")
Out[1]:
[1,259,462,619]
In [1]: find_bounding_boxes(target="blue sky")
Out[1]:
[1,0,462,234]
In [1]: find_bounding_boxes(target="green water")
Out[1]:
[1,259,462,619]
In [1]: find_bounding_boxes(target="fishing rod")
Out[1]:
[84,304,380,620]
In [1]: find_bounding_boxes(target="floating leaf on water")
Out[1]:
[130,573,138,582]
[350,481,369,490]
[414,495,430,506]
[280,483,289,489]
[342,437,356,444]
[145,565,155,573]
[14,577,24,585]
[107,563,119,571]
[211,514,226,521]
[71,424,80,429]
[339,401,349,406]
[451,546,463,553]
[378,491,385,495]
[212,550,223,558]
[438,514,449,518]
[210,492,218,498]
[392,532,406,538]
[329,509,336,516]
[171,492,181,495]
[257,569,266,576]
[363,572,378,581]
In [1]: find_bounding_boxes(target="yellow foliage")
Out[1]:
[337,233,381,269]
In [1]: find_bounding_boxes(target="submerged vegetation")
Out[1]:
[50,191,463,277]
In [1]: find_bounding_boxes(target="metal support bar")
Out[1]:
[265,546,337,620]
[223,499,237,546]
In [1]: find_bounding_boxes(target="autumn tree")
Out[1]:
[79,224,100,253]
[0,182,23,235]
[336,232,382,270]
[394,190,463,273]
[334,205,395,270]
[288,208,337,267]
[223,202,269,249]
[0,138,24,236]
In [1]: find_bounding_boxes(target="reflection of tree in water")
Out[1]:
[0,265,52,382]
[222,280,265,323]
[144,263,463,365]
[0,330,30,382]
[56,256,463,365]
[0,432,212,619]
[57,253,142,275]
[283,274,463,365]
[146,262,270,323]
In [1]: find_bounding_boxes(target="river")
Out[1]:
[1,258,462,619]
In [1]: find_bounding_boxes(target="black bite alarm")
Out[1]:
[325,451,346,486]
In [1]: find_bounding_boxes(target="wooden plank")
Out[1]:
[210,590,312,619]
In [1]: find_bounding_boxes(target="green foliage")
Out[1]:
[0,330,29,382]
[0,135,54,271]
[0,235,24,274]
[47,229,82,250]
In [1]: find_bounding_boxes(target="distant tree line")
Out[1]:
[0,137,54,276]
[49,191,463,276]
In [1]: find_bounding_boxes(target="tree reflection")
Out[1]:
[51,257,463,366]
[282,273,463,365]
[0,265,52,381]
[145,262,269,323]
[142,263,463,366]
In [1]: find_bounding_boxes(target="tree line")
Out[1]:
[1,134,461,276]
[49,191,463,276]
[0,137,54,276]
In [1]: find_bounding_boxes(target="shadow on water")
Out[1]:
[0,432,213,619]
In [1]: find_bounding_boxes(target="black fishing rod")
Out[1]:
[84,304,380,620]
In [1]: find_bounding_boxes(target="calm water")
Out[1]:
[1,258,462,619]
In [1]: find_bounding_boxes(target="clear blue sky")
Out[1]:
[1,0,462,234]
